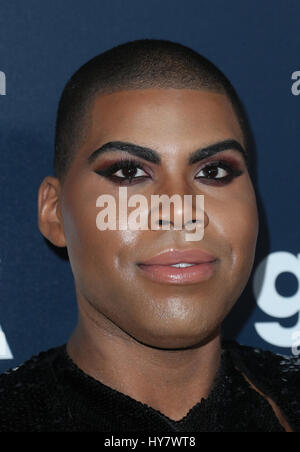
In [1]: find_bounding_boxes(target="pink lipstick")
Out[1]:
[137,248,217,285]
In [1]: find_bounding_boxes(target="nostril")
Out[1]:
[158,219,172,226]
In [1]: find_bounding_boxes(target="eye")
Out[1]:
[196,164,230,179]
[95,159,150,185]
[194,160,243,185]
[114,165,148,179]
[197,165,228,179]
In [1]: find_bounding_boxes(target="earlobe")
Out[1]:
[37,176,67,247]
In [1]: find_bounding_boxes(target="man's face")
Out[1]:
[58,88,258,349]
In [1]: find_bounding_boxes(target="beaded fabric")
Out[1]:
[0,340,298,432]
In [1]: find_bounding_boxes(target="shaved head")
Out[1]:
[54,39,251,182]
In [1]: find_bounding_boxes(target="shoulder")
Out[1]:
[222,339,300,431]
[222,340,299,386]
[0,345,67,431]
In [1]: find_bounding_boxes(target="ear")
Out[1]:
[37,176,66,247]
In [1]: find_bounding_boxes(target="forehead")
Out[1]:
[83,88,244,153]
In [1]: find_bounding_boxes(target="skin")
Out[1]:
[38,88,291,429]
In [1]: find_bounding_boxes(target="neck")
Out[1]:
[67,303,222,422]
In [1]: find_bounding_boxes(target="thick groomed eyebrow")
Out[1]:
[88,139,248,166]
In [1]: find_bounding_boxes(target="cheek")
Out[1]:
[60,184,110,288]
[61,183,141,286]
[209,183,259,279]
[62,197,96,260]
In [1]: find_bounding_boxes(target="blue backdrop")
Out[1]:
[1,0,300,372]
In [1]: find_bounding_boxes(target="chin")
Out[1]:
[129,319,219,350]
[134,333,217,351]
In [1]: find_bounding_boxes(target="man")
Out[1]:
[0,39,298,432]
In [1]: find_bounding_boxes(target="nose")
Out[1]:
[148,180,209,240]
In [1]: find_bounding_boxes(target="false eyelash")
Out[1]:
[95,159,144,176]
[195,159,243,184]
[95,159,150,185]
[95,157,244,186]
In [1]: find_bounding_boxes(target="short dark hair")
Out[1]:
[54,39,251,182]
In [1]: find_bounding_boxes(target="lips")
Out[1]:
[138,248,217,266]
[137,248,217,285]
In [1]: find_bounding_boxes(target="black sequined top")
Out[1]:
[0,340,299,432]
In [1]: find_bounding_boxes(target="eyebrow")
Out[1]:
[87,139,248,166]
